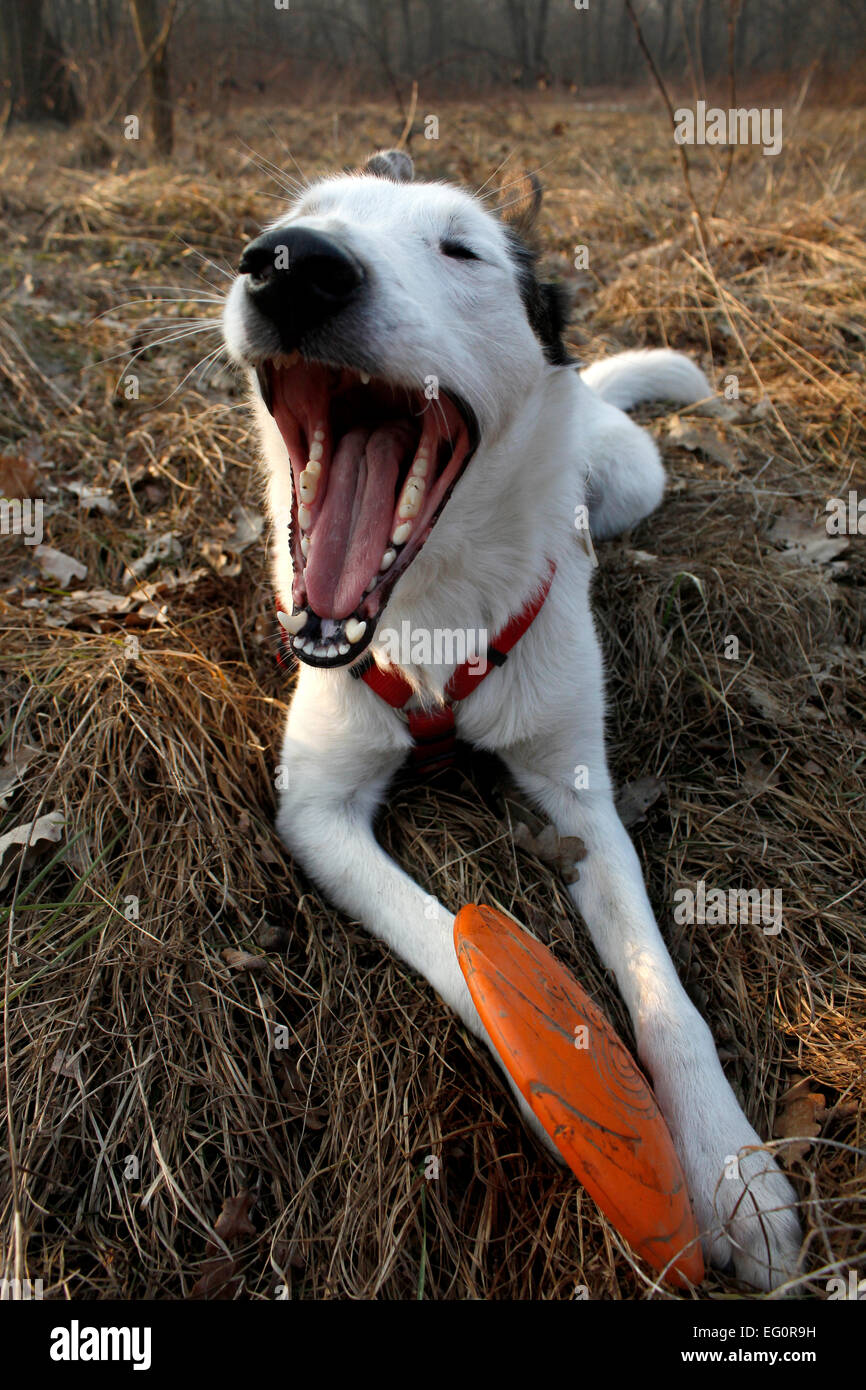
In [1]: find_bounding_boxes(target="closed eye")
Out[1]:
[440,239,481,261]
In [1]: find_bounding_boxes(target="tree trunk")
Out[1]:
[128,0,174,156]
[0,0,81,123]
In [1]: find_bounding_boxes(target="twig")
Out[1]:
[396,81,419,151]
[710,0,741,217]
[624,0,707,240]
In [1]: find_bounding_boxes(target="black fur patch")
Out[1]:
[504,228,573,366]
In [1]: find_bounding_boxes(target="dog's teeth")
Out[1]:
[345,618,367,643]
[313,426,325,443]
[359,371,370,385]
[298,469,318,504]
[292,636,304,650]
[302,639,315,655]
[391,521,412,546]
[298,503,312,530]
[364,578,377,593]
[326,643,339,658]
[300,535,310,558]
[277,608,307,635]
[379,547,396,571]
[411,454,429,478]
[308,441,324,463]
[305,455,322,477]
[397,478,424,520]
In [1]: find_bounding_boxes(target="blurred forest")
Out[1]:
[2,0,865,150]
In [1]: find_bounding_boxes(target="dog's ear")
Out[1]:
[496,170,543,241]
[363,149,414,182]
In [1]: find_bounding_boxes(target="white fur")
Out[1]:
[222,167,801,1290]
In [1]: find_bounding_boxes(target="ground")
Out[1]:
[0,95,864,1300]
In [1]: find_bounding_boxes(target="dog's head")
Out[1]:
[223,149,571,667]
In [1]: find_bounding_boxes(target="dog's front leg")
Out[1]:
[499,738,802,1290]
[274,683,555,1147]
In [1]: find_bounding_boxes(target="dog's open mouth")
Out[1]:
[260,355,478,668]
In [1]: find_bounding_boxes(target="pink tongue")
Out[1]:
[304,422,412,620]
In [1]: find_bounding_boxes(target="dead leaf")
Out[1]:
[773,1076,827,1166]
[0,810,65,873]
[615,776,666,828]
[666,415,740,471]
[0,454,38,497]
[123,532,183,585]
[767,511,849,574]
[221,947,268,972]
[65,480,117,515]
[511,820,586,883]
[214,1191,257,1242]
[35,545,87,588]
[188,1191,257,1300]
[228,504,264,552]
[0,744,40,809]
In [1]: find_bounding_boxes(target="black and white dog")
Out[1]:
[222,149,801,1289]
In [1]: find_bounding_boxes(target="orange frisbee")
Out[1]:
[454,904,704,1287]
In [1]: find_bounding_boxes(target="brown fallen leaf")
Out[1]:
[666,415,740,471]
[0,810,65,876]
[0,454,38,497]
[188,1191,257,1300]
[615,776,666,828]
[511,819,586,884]
[767,510,849,573]
[34,545,87,588]
[773,1076,827,1166]
[221,947,268,972]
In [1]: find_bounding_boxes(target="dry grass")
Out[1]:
[0,94,864,1300]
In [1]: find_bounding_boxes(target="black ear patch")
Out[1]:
[505,228,573,366]
[363,149,414,182]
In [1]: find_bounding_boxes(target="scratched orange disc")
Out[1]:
[454,904,704,1287]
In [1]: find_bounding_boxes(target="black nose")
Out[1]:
[238,226,364,349]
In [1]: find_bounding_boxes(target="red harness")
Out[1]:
[278,564,554,776]
[354,563,555,775]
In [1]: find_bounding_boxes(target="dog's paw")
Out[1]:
[676,1108,802,1290]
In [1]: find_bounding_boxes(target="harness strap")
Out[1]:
[357,561,555,774]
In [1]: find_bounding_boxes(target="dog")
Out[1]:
[221,148,802,1290]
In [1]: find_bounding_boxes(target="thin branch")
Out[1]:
[624,0,707,239]
[710,0,741,216]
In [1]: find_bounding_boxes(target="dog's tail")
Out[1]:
[580,349,712,411]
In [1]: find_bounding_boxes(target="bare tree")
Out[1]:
[127,0,176,155]
[0,0,81,124]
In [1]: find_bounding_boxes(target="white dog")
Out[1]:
[222,149,801,1290]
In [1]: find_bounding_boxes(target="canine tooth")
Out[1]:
[298,503,312,529]
[380,547,396,570]
[345,618,367,644]
[309,441,323,462]
[298,469,318,503]
[391,522,412,546]
[277,608,307,635]
[301,535,310,558]
[338,643,349,656]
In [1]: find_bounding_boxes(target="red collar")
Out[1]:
[352,561,555,775]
